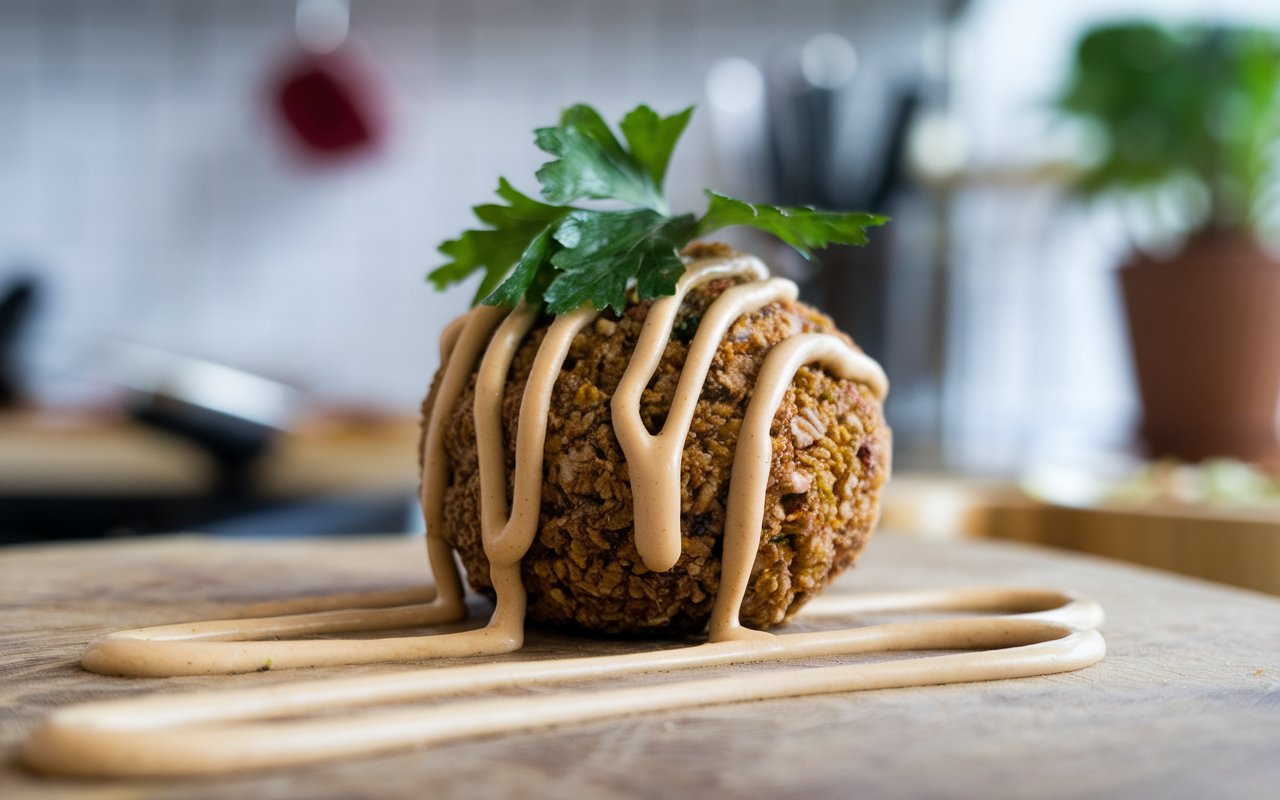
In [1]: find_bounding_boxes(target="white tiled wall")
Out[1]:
[1,0,934,412]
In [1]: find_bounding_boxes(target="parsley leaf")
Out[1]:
[430,178,568,304]
[483,225,557,307]
[429,103,888,315]
[544,209,697,314]
[534,105,669,213]
[696,191,889,258]
[619,105,693,189]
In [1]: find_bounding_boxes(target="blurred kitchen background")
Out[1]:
[5,0,1280,595]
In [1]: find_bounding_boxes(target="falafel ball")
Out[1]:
[424,244,891,636]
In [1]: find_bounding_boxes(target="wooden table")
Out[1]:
[3,533,1279,799]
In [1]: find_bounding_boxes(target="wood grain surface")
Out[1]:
[2,532,1279,799]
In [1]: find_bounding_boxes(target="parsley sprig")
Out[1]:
[430,103,888,315]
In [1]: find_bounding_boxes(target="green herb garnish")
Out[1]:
[430,103,888,315]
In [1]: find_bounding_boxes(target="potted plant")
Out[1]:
[1057,22,1280,462]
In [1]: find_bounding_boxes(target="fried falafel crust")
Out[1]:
[422,248,891,635]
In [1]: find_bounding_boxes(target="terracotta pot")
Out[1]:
[1120,232,1280,462]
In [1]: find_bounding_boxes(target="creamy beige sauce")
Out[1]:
[23,252,1105,777]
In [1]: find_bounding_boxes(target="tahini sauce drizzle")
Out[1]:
[76,251,856,673]
[21,251,1104,777]
[441,251,886,644]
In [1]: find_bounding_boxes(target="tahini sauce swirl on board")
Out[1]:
[21,250,1104,777]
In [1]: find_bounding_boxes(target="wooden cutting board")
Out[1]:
[3,532,1279,799]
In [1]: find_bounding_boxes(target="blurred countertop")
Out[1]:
[0,409,421,499]
[884,472,1280,597]
[5,412,1279,598]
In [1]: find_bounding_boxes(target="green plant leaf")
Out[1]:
[430,103,886,314]
[696,191,889,258]
[619,105,694,189]
[544,209,697,314]
[482,225,557,307]
[1056,22,1280,231]
[534,105,667,213]
[429,179,569,304]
